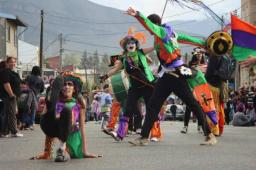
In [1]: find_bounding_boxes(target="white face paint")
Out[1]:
[126,41,136,52]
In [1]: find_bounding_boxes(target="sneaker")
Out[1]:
[11,133,23,137]
[102,127,113,136]
[0,134,9,138]
[200,133,217,146]
[128,137,148,146]
[54,149,70,162]
[150,137,159,142]
[180,126,188,134]
[197,126,203,134]
[135,129,141,134]
[126,130,133,136]
[110,131,121,142]
[29,126,35,130]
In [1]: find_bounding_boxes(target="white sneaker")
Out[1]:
[135,129,141,134]
[0,134,9,138]
[200,133,217,146]
[128,137,149,146]
[150,137,159,142]
[180,126,188,134]
[197,126,203,134]
[11,133,24,137]
[110,131,121,141]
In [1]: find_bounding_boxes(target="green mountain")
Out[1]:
[1,0,220,57]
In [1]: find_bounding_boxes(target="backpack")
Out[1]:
[214,55,236,81]
[18,91,30,113]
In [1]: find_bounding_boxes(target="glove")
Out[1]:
[99,74,109,83]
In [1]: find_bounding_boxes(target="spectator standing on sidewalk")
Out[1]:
[0,56,23,137]
[26,66,44,129]
[82,91,91,122]
[0,60,7,137]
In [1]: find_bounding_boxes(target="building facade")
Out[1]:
[0,12,26,61]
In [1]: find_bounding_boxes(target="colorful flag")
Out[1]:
[231,14,256,61]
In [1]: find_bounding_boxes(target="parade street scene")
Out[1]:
[0,0,255,170]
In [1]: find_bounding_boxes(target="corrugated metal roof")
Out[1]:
[0,12,27,27]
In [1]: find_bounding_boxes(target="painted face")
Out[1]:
[62,80,75,98]
[126,40,136,52]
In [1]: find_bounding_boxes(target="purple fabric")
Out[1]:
[127,56,135,69]
[72,104,80,123]
[55,102,64,118]
[206,110,218,125]
[162,23,173,43]
[236,101,245,113]
[166,59,184,69]
[117,116,129,139]
[232,30,256,49]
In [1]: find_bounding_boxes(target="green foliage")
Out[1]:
[63,53,81,66]
[98,53,110,75]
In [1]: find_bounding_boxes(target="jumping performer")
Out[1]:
[126,7,217,146]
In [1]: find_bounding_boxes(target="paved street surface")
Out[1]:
[0,121,256,170]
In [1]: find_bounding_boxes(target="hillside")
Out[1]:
[0,0,220,57]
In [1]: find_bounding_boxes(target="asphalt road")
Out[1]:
[0,121,255,170]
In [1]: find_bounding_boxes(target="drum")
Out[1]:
[107,70,129,105]
[206,31,233,56]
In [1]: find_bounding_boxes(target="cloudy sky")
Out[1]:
[89,0,241,22]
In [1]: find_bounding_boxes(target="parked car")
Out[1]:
[164,104,185,121]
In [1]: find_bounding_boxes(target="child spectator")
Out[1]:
[17,80,35,130]
[91,87,101,123]
[99,84,112,129]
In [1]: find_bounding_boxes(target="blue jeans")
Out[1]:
[86,110,91,122]
[28,93,38,126]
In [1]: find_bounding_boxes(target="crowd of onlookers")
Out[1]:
[84,85,113,128]
[83,83,256,129]
[0,57,44,138]
[1,57,255,139]
[225,86,256,126]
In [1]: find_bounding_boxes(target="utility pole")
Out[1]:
[39,10,44,70]
[59,33,63,72]
[221,15,224,30]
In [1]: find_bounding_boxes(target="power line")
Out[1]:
[65,39,120,49]
[45,12,137,25]
[43,35,59,52]
[44,20,115,33]
[45,20,205,38]
[164,0,224,18]
[63,48,106,57]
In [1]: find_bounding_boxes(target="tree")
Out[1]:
[80,50,89,88]
[80,50,89,68]
[92,50,100,84]
[99,53,109,75]
[63,53,81,67]
[93,50,100,71]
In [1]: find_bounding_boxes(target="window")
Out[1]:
[6,24,10,42]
